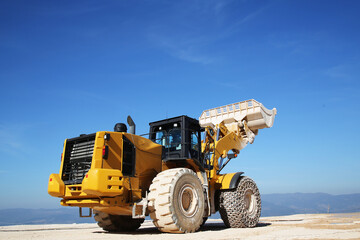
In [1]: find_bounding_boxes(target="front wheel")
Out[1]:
[148,168,205,233]
[219,176,261,228]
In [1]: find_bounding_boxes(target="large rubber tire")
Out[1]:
[93,210,144,232]
[219,176,261,228]
[148,168,205,233]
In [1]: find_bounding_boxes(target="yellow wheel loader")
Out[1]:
[48,99,276,233]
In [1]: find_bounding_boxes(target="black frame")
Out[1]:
[122,135,136,176]
[149,115,203,164]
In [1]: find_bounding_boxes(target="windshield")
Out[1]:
[168,128,181,150]
[155,130,166,146]
[154,128,182,150]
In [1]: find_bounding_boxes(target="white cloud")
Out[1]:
[324,63,360,82]
[0,124,33,157]
[147,2,267,64]
[148,33,215,64]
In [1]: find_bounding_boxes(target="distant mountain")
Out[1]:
[1,193,359,226]
[261,193,360,217]
[0,208,95,226]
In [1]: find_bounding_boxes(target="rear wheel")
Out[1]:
[219,176,261,228]
[94,210,144,232]
[200,217,208,227]
[148,168,205,233]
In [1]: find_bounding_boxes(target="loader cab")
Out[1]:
[149,116,203,164]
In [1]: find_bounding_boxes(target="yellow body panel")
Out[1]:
[213,172,238,190]
[48,131,162,215]
[48,174,65,197]
[82,168,124,196]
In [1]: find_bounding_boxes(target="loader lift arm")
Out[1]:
[200,99,277,215]
[200,99,277,179]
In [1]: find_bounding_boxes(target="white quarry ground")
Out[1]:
[1,213,359,240]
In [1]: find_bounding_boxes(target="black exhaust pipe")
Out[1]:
[127,115,136,135]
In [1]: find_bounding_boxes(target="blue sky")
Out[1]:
[0,0,359,209]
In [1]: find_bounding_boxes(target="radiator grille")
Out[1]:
[62,134,96,185]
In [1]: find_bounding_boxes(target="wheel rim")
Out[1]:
[244,189,257,216]
[178,184,199,218]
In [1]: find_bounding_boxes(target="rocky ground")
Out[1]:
[1,213,359,240]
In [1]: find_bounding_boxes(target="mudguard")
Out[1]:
[215,172,244,190]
